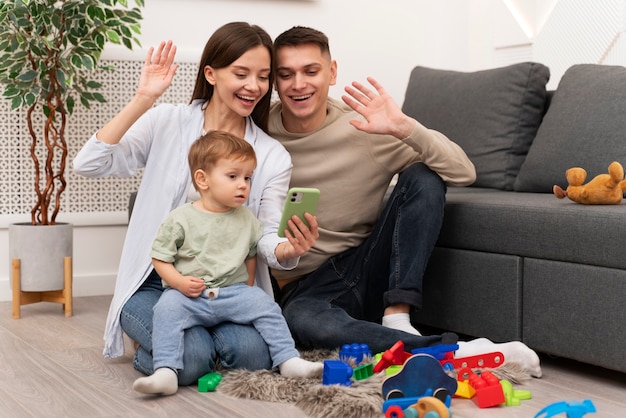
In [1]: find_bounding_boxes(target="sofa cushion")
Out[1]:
[438,187,626,271]
[402,62,550,190]
[514,64,626,192]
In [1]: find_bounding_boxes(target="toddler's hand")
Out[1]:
[178,276,206,298]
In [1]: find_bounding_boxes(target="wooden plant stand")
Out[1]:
[11,257,73,319]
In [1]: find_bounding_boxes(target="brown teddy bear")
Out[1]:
[553,161,626,204]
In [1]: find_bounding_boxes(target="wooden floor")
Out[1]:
[1,296,625,418]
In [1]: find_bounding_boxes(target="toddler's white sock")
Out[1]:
[456,338,542,378]
[278,357,324,378]
[382,312,422,336]
[133,367,178,395]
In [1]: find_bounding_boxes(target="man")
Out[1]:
[268,26,542,377]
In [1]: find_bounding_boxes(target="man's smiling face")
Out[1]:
[275,43,337,133]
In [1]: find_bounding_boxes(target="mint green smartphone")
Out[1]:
[277,188,320,237]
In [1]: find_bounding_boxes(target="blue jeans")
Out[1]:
[120,270,272,385]
[280,163,458,353]
[153,284,299,371]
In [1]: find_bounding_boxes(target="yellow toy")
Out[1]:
[553,161,626,204]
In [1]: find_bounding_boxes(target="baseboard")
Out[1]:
[0,273,115,302]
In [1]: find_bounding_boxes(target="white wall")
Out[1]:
[105,0,481,105]
[3,0,625,303]
[3,0,483,302]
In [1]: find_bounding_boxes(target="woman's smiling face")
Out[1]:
[205,45,271,118]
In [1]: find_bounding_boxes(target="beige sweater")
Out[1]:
[268,98,475,281]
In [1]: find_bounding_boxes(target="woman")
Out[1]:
[73,22,318,385]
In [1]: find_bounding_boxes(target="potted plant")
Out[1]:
[0,0,143,314]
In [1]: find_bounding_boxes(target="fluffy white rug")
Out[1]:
[217,349,530,418]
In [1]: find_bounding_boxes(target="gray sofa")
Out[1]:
[403,62,626,373]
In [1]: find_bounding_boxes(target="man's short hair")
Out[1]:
[274,26,331,57]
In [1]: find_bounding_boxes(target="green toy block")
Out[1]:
[353,363,374,380]
[385,365,402,376]
[500,380,532,406]
[198,372,222,392]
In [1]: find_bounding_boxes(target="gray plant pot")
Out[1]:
[9,223,73,292]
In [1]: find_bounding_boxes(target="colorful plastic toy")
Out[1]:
[385,365,403,376]
[384,396,451,418]
[198,372,222,392]
[322,360,353,386]
[353,363,374,381]
[374,340,413,373]
[407,396,450,418]
[500,379,532,406]
[385,405,405,418]
[383,388,452,413]
[411,344,459,361]
[466,370,505,408]
[441,351,505,370]
[454,380,476,399]
[339,343,372,364]
[534,399,597,418]
[382,354,458,400]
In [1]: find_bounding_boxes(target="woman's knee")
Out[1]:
[120,289,161,348]
[177,326,217,385]
[211,323,272,371]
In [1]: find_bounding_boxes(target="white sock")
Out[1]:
[456,338,542,378]
[382,313,422,336]
[278,357,324,378]
[133,367,178,395]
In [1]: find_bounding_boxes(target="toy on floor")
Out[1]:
[500,380,533,406]
[322,360,353,386]
[198,372,222,392]
[500,379,532,406]
[385,396,451,418]
[382,354,458,400]
[339,343,372,364]
[374,340,413,373]
[441,350,505,371]
[464,370,505,408]
[553,161,626,204]
[534,399,596,418]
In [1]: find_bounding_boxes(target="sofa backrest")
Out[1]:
[514,64,626,193]
[402,62,550,191]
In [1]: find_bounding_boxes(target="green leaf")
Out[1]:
[17,70,37,82]
[3,87,20,98]
[66,95,75,114]
[80,94,90,108]
[24,91,36,106]
[120,25,131,38]
[93,92,106,103]
[11,95,22,109]
[56,69,66,88]
[81,55,95,70]
[106,30,120,44]
[94,33,105,49]
[85,80,102,89]
[71,55,83,68]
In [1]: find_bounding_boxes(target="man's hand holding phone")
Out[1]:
[277,188,320,260]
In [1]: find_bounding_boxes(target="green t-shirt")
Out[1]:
[151,203,263,288]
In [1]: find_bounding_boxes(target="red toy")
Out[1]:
[466,370,505,408]
[374,340,413,373]
[441,351,505,370]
